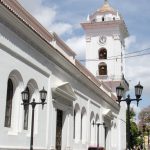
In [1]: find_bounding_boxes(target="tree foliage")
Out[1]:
[127,108,143,148]
[130,121,143,147]
[138,105,150,129]
[126,105,150,149]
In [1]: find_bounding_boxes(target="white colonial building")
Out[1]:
[0,0,128,150]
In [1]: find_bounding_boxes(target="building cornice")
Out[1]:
[0,0,53,41]
[52,32,76,56]
[0,0,76,58]
[81,20,129,38]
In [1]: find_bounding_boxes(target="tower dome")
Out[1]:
[98,0,115,14]
[88,0,121,23]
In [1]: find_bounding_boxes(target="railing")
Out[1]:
[96,74,122,80]
[96,72,129,87]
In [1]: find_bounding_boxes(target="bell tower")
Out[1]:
[81,0,129,93]
[81,1,129,149]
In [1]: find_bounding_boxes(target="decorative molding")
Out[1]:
[52,99,73,110]
[74,90,89,101]
[102,108,115,120]
[52,88,75,101]
[99,35,107,44]
[52,32,76,56]
[90,100,101,109]
[52,82,77,102]
[113,34,120,40]
[0,0,54,42]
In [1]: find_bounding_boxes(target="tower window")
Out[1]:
[4,79,13,127]
[99,48,107,59]
[99,63,107,75]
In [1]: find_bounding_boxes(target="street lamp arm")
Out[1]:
[21,102,47,105]
[22,99,47,108]
[129,98,142,102]
[92,121,105,126]
[29,101,47,106]
[118,97,142,105]
[98,123,105,125]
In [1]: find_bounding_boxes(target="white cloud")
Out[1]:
[34,8,56,27]
[125,36,150,111]
[18,0,43,14]
[18,0,73,36]
[125,35,136,50]
[50,23,73,36]
[130,103,141,114]
[66,36,86,60]
[130,103,141,123]
[126,54,150,96]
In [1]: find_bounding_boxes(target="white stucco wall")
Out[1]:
[0,22,50,149]
[0,2,125,150]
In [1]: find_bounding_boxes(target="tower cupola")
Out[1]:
[88,0,121,23]
[99,0,115,13]
[81,0,129,93]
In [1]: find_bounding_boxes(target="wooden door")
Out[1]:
[56,109,63,150]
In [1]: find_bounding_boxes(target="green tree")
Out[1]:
[138,105,150,130]
[138,106,150,150]
[127,108,143,148]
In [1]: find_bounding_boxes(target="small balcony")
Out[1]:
[96,71,129,88]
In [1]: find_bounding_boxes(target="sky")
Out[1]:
[18,0,150,116]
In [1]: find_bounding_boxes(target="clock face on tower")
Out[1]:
[99,35,107,44]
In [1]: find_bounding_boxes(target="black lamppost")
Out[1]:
[116,82,143,150]
[21,87,47,150]
[92,121,105,149]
